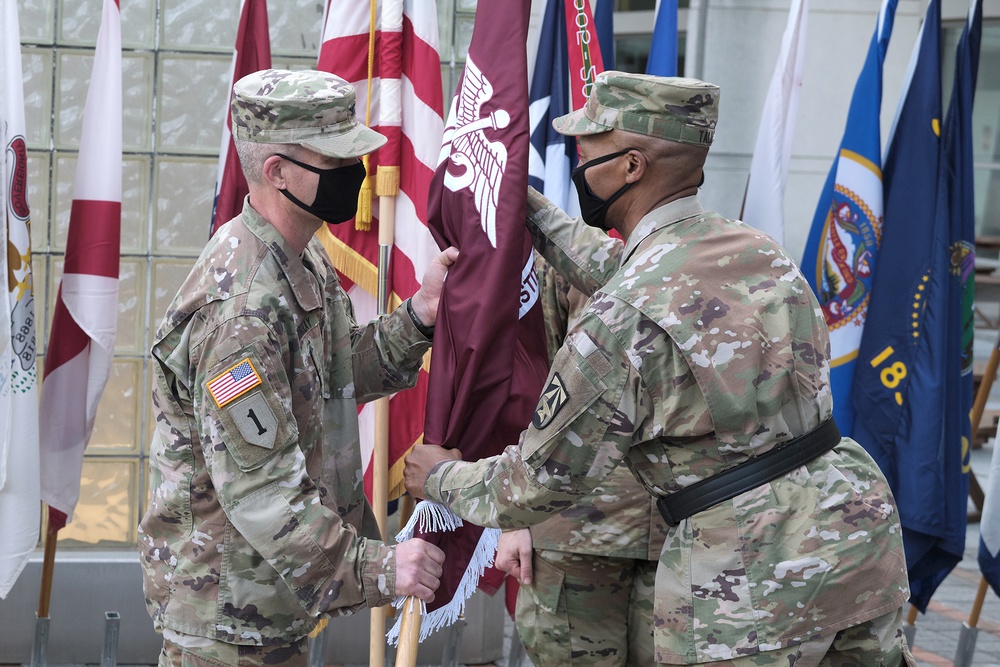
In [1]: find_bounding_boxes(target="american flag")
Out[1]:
[207,359,262,407]
[316,0,444,503]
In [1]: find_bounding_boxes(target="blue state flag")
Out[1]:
[594,0,615,70]
[851,0,968,612]
[800,0,898,437]
[646,0,678,76]
[942,0,993,600]
[528,0,576,212]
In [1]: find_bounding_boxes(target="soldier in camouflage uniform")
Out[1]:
[406,71,916,666]
[139,69,454,667]
[496,251,665,667]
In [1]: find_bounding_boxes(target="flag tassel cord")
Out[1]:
[388,501,501,646]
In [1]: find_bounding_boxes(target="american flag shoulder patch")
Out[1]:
[207,357,263,408]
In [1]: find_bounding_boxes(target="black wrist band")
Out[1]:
[406,298,435,338]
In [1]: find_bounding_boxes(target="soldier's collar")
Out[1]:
[620,195,704,265]
[241,200,323,312]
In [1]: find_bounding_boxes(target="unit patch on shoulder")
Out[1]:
[532,373,569,430]
[207,358,263,408]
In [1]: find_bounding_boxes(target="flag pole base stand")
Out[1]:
[441,614,466,667]
[307,627,324,667]
[30,614,50,667]
[954,623,979,667]
[101,611,120,667]
[902,622,915,651]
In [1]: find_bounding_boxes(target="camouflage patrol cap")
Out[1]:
[231,69,386,158]
[553,71,719,146]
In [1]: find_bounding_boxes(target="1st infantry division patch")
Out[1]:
[207,358,263,408]
[533,373,568,430]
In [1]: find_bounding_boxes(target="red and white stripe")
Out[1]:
[318,0,444,502]
[210,0,271,237]
[39,0,121,529]
[0,0,41,599]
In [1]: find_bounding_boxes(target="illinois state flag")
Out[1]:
[210,0,271,236]
[800,0,898,437]
[0,0,41,599]
[39,0,121,529]
[316,0,444,503]
[421,0,549,635]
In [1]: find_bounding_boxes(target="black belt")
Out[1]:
[656,418,841,527]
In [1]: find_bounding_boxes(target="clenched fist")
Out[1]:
[393,538,445,602]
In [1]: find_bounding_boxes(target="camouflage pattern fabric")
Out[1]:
[140,198,432,646]
[515,549,656,667]
[553,71,717,146]
[231,68,387,158]
[531,249,667,560]
[425,195,910,664]
[159,634,306,667]
[700,608,915,667]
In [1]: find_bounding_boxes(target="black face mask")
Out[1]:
[571,148,637,232]
[276,153,366,224]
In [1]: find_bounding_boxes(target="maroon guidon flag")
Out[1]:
[407,0,549,638]
[210,0,271,236]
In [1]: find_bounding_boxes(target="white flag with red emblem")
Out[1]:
[0,0,41,599]
[39,0,121,530]
[210,0,271,236]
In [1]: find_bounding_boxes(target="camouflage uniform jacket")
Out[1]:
[426,195,910,664]
[530,210,666,560]
[139,199,432,645]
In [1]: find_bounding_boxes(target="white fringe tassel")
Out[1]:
[386,500,501,646]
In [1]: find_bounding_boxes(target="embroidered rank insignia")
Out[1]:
[532,373,568,430]
[207,358,262,408]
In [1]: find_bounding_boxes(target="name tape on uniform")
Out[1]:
[207,358,263,408]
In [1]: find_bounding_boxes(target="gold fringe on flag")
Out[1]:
[375,165,400,197]
[356,154,373,230]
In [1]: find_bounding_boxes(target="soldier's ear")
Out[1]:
[624,149,645,183]
[262,154,287,189]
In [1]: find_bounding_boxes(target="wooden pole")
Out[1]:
[969,577,990,629]
[393,597,422,667]
[399,493,416,529]
[369,396,390,667]
[959,332,1000,636]
[970,335,1000,443]
[37,510,59,619]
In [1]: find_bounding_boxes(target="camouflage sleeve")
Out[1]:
[527,186,623,296]
[347,299,432,404]
[425,312,644,529]
[194,316,397,616]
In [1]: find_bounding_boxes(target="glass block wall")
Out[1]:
[20,0,324,549]
[16,0,664,550]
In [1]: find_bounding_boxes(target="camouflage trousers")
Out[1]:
[158,631,307,667]
[514,549,657,667]
[685,607,916,667]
